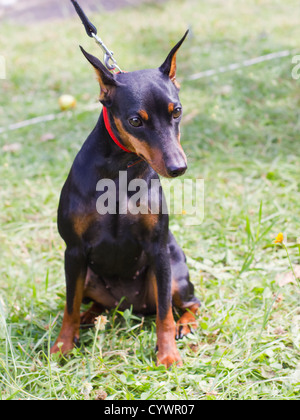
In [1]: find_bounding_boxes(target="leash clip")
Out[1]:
[91,32,122,72]
[70,0,123,73]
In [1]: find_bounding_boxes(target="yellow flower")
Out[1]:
[274,232,284,244]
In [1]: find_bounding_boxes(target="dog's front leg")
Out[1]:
[51,247,87,355]
[152,247,182,368]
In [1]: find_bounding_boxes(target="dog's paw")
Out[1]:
[50,336,79,356]
[175,312,198,340]
[157,349,183,368]
[175,322,196,340]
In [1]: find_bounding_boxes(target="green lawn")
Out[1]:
[0,0,300,400]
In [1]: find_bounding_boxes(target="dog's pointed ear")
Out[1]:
[80,46,119,106]
[159,30,189,87]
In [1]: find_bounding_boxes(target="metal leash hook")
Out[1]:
[91,32,122,72]
[70,0,123,73]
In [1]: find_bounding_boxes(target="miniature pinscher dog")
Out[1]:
[51,30,200,367]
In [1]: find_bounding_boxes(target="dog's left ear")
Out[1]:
[159,30,189,87]
[80,46,120,106]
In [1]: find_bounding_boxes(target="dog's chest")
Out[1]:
[87,215,149,278]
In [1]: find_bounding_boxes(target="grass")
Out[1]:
[0,0,300,400]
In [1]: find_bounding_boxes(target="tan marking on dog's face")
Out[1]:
[138,110,149,121]
[113,116,139,153]
[168,103,175,114]
[113,117,171,177]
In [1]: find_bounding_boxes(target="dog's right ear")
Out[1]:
[80,46,119,106]
[159,30,189,89]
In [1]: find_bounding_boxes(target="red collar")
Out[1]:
[103,106,134,154]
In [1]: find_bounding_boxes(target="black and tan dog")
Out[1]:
[51,31,200,367]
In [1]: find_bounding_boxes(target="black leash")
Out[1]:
[70,0,97,37]
[70,0,123,72]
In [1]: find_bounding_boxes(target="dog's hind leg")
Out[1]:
[80,302,104,327]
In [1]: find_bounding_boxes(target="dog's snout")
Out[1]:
[167,165,187,178]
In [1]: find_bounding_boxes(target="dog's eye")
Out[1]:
[173,108,182,119]
[129,117,143,128]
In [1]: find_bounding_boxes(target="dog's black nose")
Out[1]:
[167,165,187,178]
